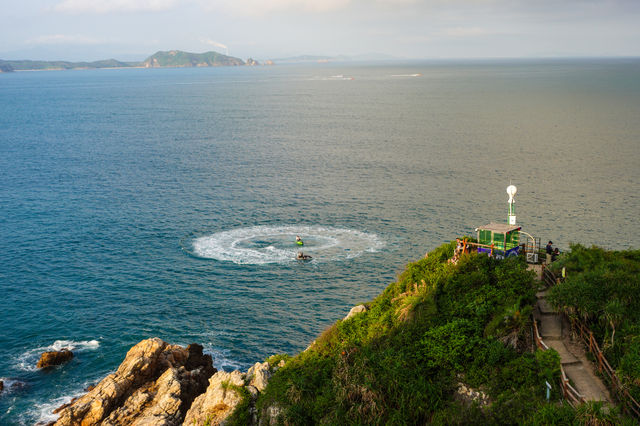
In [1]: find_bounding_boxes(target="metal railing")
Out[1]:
[542,266,558,288]
[542,267,640,418]
[568,316,640,418]
[533,316,584,406]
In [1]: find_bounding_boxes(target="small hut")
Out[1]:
[476,223,521,259]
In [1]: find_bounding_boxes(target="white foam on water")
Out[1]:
[15,339,100,372]
[31,387,86,425]
[190,225,384,265]
[200,346,245,372]
[0,377,26,395]
[48,340,100,352]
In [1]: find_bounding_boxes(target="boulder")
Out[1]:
[0,380,3,393]
[53,338,215,426]
[344,304,367,321]
[37,349,74,368]
[246,362,271,392]
[183,370,246,426]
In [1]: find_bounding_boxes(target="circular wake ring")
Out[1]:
[186,225,384,265]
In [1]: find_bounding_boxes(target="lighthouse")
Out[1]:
[507,184,517,225]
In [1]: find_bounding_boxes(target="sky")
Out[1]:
[1,0,639,61]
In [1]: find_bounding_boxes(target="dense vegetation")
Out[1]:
[242,242,591,424]
[548,244,640,401]
[141,50,245,67]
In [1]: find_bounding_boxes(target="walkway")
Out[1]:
[534,287,611,403]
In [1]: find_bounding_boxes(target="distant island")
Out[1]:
[0,50,263,72]
[0,49,395,73]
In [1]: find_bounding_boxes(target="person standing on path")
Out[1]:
[546,241,553,264]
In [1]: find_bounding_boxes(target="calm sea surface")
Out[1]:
[1,59,639,424]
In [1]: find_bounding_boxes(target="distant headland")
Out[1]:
[0,50,271,72]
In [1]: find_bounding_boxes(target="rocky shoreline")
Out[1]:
[46,338,285,426]
[45,305,369,425]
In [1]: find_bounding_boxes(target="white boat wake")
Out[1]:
[189,225,384,265]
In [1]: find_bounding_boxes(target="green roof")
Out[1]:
[476,223,521,234]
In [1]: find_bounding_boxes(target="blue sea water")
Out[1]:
[1,59,639,424]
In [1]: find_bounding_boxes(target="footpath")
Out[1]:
[530,265,611,404]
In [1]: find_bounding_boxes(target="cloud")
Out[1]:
[27,34,103,45]
[53,0,179,14]
[200,38,228,54]
[441,27,492,38]
[208,0,352,16]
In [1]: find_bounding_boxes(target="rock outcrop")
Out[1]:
[455,382,490,407]
[37,349,73,368]
[183,370,246,425]
[184,359,285,426]
[344,304,368,321]
[48,337,287,425]
[53,338,215,426]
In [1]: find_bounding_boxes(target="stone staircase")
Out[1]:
[534,288,610,403]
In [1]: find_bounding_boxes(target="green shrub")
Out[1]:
[548,245,640,404]
[528,403,576,425]
[265,353,292,368]
[223,383,252,426]
[419,319,478,371]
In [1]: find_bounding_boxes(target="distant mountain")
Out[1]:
[272,55,335,64]
[270,53,401,64]
[0,61,14,72]
[0,58,132,71]
[0,50,248,72]
[141,50,245,68]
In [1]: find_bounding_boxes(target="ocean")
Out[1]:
[1,59,638,424]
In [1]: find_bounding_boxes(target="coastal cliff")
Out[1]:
[53,338,214,425]
[49,242,639,424]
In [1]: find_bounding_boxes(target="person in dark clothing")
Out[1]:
[552,248,560,262]
[546,241,553,264]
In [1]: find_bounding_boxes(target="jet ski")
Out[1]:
[296,252,312,261]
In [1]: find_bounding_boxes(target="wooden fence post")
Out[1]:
[597,351,603,373]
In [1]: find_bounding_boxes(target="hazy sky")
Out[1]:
[1,0,639,61]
